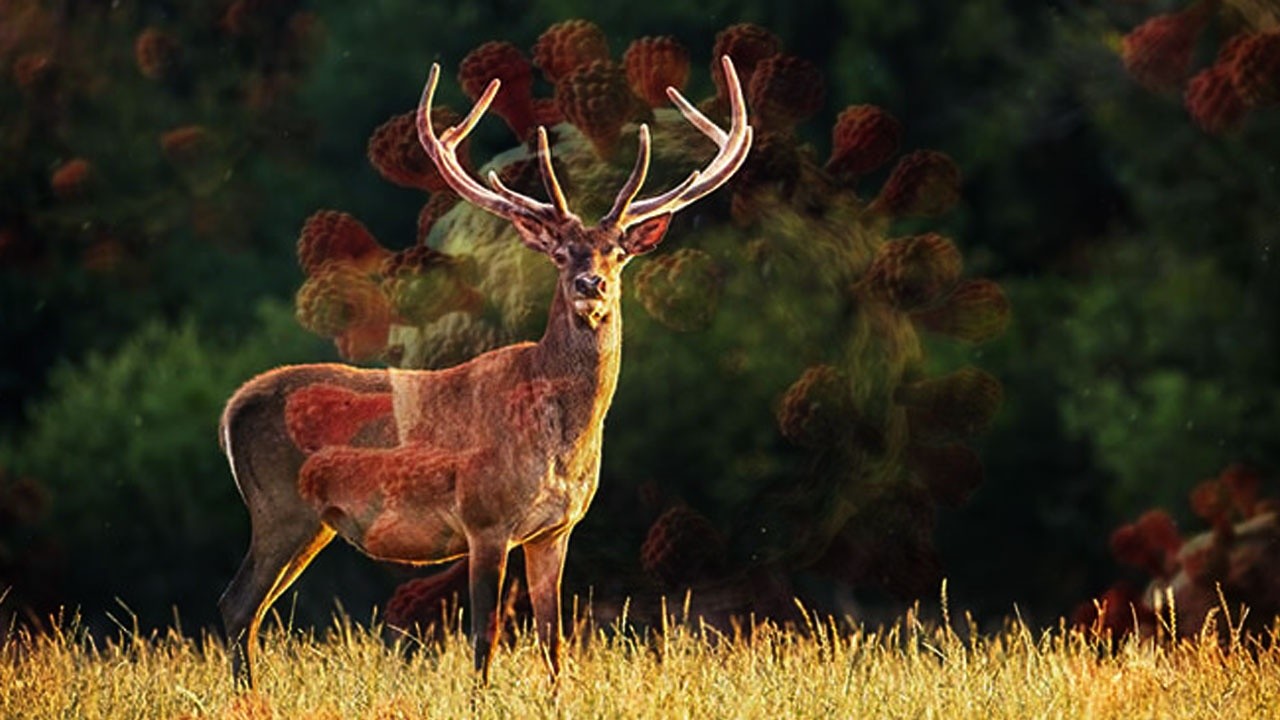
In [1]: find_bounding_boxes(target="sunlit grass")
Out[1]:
[3,594,1280,719]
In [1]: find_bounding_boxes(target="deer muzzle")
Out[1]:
[569,274,610,328]
[573,274,606,299]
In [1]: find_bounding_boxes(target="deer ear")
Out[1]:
[620,215,671,256]
[509,215,556,254]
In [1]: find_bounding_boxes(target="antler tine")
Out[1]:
[445,75,501,147]
[416,64,566,224]
[665,86,728,146]
[599,123,653,228]
[486,126,579,222]
[537,127,573,218]
[613,55,754,229]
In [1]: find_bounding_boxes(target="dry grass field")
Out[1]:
[3,593,1279,719]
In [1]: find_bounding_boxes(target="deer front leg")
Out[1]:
[466,535,510,683]
[523,529,570,680]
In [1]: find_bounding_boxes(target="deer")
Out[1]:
[216,55,752,687]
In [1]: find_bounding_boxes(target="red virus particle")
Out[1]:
[385,561,468,634]
[459,41,537,141]
[776,364,854,449]
[910,279,1012,344]
[747,54,825,134]
[1229,31,1280,106]
[826,105,903,179]
[1071,582,1154,640]
[870,150,963,218]
[710,23,782,104]
[622,36,691,108]
[897,366,1003,444]
[632,248,721,332]
[159,125,213,167]
[532,19,610,84]
[134,27,181,80]
[1185,65,1248,133]
[861,232,964,311]
[294,262,390,341]
[1191,463,1264,528]
[1108,509,1180,579]
[1120,2,1213,93]
[1190,476,1230,529]
[640,505,726,587]
[1216,30,1256,68]
[12,52,56,92]
[380,246,484,325]
[555,60,638,159]
[1220,464,1262,518]
[284,384,393,453]
[367,109,463,192]
[296,210,389,275]
[50,157,92,200]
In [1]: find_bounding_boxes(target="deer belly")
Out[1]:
[359,508,467,563]
[298,443,481,562]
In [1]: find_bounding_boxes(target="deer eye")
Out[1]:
[551,248,569,265]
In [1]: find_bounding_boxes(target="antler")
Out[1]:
[600,55,754,231]
[418,56,750,234]
[416,64,578,227]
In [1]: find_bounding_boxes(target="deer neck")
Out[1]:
[535,281,623,424]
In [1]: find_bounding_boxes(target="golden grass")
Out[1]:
[3,598,1280,720]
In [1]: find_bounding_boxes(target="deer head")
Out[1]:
[416,55,753,329]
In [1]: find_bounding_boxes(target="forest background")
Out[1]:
[2,0,1277,636]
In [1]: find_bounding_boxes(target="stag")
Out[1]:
[217,56,752,687]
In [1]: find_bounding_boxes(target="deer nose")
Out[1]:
[574,275,606,299]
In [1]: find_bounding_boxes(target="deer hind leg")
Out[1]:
[219,519,334,689]
[466,535,511,684]
[524,530,570,680]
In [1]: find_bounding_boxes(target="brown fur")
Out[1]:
[218,241,632,688]
[219,55,749,689]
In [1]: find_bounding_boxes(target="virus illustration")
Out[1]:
[1074,464,1280,640]
[290,21,1009,627]
[1116,0,1280,133]
[0,0,322,275]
